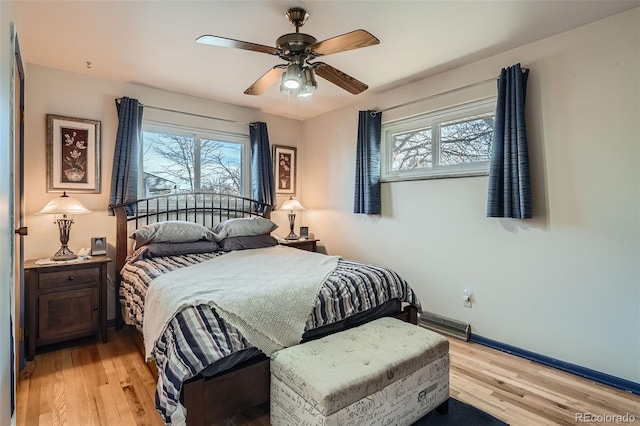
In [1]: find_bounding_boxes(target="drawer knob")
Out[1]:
[68,276,75,281]
[93,306,99,311]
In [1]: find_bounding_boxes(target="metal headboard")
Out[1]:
[109,192,273,328]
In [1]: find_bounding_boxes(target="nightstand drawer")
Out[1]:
[38,267,100,290]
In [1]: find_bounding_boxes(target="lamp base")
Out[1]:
[51,246,77,261]
[286,211,298,240]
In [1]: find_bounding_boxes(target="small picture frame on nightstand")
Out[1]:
[299,226,309,240]
[91,237,107,255]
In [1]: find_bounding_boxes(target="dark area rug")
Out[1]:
[413,398,509,425]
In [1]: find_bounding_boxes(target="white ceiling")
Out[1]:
[15,1,640,121]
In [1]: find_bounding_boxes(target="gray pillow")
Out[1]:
[219,234,278,252]
[127,240,219,262]
[129,220,216,248]
[212,217,278,239]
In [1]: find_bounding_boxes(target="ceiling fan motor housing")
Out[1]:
[276,33,317,58]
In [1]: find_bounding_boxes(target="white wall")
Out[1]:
[22,64,301,319]
[0,3,16,425]
[300,9,640,383]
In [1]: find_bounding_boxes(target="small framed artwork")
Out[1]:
[91,237,107,255]
[47,114,101,193]
[299,226,309,240]
[272,144,297,195]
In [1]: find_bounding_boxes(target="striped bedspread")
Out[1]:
[120,251,421,423]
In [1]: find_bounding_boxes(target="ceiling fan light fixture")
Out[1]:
[281,63,302,90]
[298,66,317,97]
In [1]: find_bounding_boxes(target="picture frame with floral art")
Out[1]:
[272,144,296,195]
[47,114,101,193]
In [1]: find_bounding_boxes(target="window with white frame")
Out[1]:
[140,123,250,198]
[382,97,496,181]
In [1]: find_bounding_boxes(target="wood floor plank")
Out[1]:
[51,350,69,426]
[72,345,101,425]
[113,345,164,425]
[36,351,55,419]
[98,381,125,426]
[17,327,640,426]
[104,370,139,425]
[15,376,29,424]
[23,370,41,426]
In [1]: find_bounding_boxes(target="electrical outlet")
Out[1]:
[463,288,472,308]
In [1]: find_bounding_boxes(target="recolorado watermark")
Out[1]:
[575,413,637,423]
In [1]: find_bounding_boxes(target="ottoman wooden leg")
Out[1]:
[436,399,449,415]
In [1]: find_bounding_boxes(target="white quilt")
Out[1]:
[142,245,340,360]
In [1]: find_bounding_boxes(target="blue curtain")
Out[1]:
[353,110,382,214]
[487,64,532,219]
[109,97,143,215]
[250,122,275,210]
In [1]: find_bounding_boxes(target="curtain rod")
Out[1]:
[375,67,529,115]
[116,98,255,127]
[374,76,497,115]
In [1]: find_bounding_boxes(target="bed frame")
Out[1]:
[110,192,419,425]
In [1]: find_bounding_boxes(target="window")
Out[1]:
[382,97,496,181]
[141,123,250,197]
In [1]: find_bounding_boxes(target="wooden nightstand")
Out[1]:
[279,238,319,252]
[24,255,111,360]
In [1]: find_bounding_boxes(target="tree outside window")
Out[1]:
[142,128,246,197]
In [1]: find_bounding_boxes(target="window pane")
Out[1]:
[440,114,493,165]
[200,138,242,195]
[391,127,432,171]
[143,131,196,194]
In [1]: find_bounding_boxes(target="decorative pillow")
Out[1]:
[129,220,216,248]
[212,217,278,240]
[127,241,220,262]
[219,234,279,252]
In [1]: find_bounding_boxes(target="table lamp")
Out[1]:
[37,192,92,260]
[280,196,304,240]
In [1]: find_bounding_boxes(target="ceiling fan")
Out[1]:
[196,7,380,97]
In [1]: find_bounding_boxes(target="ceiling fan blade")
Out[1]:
[244,65,286,95]
[309,30,379,56]
[196,35,278,56]
[313,62,368,95]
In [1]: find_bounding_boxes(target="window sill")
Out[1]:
[381,170,489,183]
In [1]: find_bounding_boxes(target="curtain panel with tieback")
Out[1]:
[250,122,275,211]
[353,110,382,215]
[487,63,532,219]
[109,97,143,216]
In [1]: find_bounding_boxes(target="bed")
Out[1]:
[110,192,421,425]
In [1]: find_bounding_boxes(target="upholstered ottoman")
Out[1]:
[270,317,449,426]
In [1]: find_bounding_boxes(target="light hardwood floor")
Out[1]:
[16,327,640,425]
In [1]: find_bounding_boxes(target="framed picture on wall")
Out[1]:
[46,114,101,193]
[273,144,297,195]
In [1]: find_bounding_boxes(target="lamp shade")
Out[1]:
[280,197,304,211]
[37,192,91,215]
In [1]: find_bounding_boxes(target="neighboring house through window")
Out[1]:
[382,97,496,181]
[140,123,250,197]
